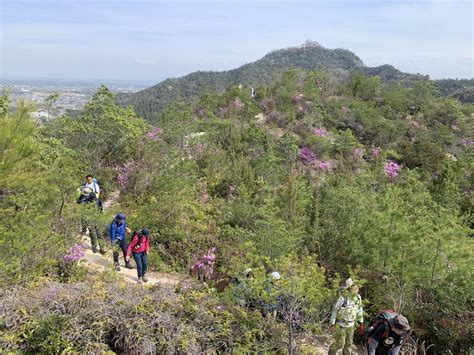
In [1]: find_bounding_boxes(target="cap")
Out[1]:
[390,315,410,331]
[345,278,354,288]
[141,228,150,236]
[81,187,93,196]
[115,213,125,221]
[271,271,281,280]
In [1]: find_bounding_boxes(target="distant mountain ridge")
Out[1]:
[116,43,474,119]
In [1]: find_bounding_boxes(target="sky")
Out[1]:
[1,0,473,84]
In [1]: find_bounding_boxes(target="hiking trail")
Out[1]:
[82,192,361,353]
[82,190,181,286]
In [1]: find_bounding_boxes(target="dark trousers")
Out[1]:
[112,238,128,263]
[133,252,148,278]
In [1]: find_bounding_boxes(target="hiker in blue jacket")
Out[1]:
[108,213,132,271]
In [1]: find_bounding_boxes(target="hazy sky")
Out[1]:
[1,0,472,83]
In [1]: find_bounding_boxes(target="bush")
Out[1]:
[0,278,286,353]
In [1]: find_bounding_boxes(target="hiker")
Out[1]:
[126,228,151,284]
[109,213,132,271]
[81,174,103,211]
[83,174,100,200]
[76,187,105,254]
[328,279,364,355]
[367,313,410,355]
[232,268,256,309]
[263,271,282,319]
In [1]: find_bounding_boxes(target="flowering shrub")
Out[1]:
[313,127,328,137]
[352,148,364,160]
[292,92,304,103]
[371,147,379,159]
[63,244,85,263]
[1,279,284,353]
[319,161,332,171]
[191,247,217,281]
[145,127,162,141]
[459,138,474,147]
[384,161,401,179]
[116,162,133,189]
[298,147,318,165]
[232,98,244,109]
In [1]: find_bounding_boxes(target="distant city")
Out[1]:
[0,79,151,120]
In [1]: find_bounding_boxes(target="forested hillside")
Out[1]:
[1,68,473,353]
[116,43,474,120]
[116,44,365,119]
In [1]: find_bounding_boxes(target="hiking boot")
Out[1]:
[99,249,106,255]
[125,261,133,269]
[92,247,98,253]
[114,262,121,271]
[137,278,143,284]
[142,274,148,283]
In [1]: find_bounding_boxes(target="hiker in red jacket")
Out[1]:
[126,228,151,284]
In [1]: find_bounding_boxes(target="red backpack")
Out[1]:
[366,310,400,339]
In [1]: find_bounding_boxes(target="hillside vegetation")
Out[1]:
[117,43,474,120]
[1,68,473,353]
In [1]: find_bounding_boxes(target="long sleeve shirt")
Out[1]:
[330,293,363,328]
[109,221,127,243]
[126,234,150,258]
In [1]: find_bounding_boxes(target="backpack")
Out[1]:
[366,310,400,339]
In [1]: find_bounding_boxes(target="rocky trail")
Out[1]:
[82,190,181,286]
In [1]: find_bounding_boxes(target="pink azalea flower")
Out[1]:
[145,127,162,141]
[298,147,318,165]
[313,127,328,137]
[116,162,133,188]
[319,161,332,171]
[64,244,86,263]
[384,161,401,180]
[371,147,379,159]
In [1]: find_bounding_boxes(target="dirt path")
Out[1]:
[82,190,181,286]
[82,191,360,353]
